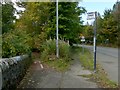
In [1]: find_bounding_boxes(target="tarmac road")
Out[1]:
[77,44,118,83]
[17,48,98,88]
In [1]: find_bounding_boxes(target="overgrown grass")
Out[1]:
[79,48,94,70]
[76,46,119,88]
[40,39,71,72]
[45,59,71,72]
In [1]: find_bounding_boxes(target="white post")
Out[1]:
[93,12,97,72]
[56,0,59,58]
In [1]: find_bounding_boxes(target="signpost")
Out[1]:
[87,12,95,20]
[87,12,97,72]
[81,36,85,54]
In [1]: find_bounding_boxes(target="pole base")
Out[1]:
[94,70,96,73]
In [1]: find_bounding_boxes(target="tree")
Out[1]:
[16,2,86,47]
[83,4,118,46]
[2,2,16,34]
[82,25,93,44]
[15,2,51,50]
[47,2,86,45]
[96,8,118,46]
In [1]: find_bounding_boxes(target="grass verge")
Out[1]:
[75,46,119,88]
[45,58,71,72]
[40,39,71,72]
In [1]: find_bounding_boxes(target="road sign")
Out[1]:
[87,11,97,72]
[81,39,85,42]
[87,12,95,20]
[81,36,85,42]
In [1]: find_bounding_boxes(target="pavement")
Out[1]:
[76,44,118,84]
[17,48,98,89]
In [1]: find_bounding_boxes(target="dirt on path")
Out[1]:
[17,48,98,89]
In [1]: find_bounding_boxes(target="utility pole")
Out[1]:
[56,0,59,58]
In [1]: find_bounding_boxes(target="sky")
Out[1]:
[79,0,118,25]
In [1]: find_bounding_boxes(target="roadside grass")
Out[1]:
[79,48,94,70]
[97,44,118,48]
[40,39,71,72]
[44,58,71,72]
[75,46,119,88]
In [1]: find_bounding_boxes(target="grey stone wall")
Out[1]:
[0,54,32,90]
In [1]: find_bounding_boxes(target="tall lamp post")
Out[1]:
[56,0,59,58]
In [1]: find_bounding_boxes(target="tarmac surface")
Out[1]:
[77,44,118,83]
[17,48,98,89]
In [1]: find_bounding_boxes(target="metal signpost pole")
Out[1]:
[56,0,59,58]
[83,42,84,54]
[87,11,97,72]
[93,12,97,72]
[81,36,85,54]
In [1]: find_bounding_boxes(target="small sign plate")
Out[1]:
[81,39,85,42]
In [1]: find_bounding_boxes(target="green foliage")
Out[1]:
[46,2,86,42]
[83,4,118,47]
[2,30,31,58]
[16,2,86,50]
[96,9,118,46]
[41,39,56,56]
[2,2,16,34]
[40,40,71,71]
[59,41,70,58]
[82,25,93,44]
[15,2,51,50]
[79,48,94,70]
[45,59,70,72]
[41,40,70,60]
[2,2,86,57]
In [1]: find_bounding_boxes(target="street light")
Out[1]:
[56,0,59,58]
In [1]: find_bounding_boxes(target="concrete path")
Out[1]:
[17,48,98,89]
[76,44,118,83]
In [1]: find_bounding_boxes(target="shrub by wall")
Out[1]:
[40,39,71,71]
[2,30,32,58]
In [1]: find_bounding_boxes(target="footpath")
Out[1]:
[17,48,98,89]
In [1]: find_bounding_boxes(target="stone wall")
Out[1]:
[0,54,32,90]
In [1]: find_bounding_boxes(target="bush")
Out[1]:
[2,30,32,58]
[59,40,70,59]
[40,39,71,71]
[32,32,47,52]
[41,39,70,60]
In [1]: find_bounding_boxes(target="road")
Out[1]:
[77,44,118,83]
